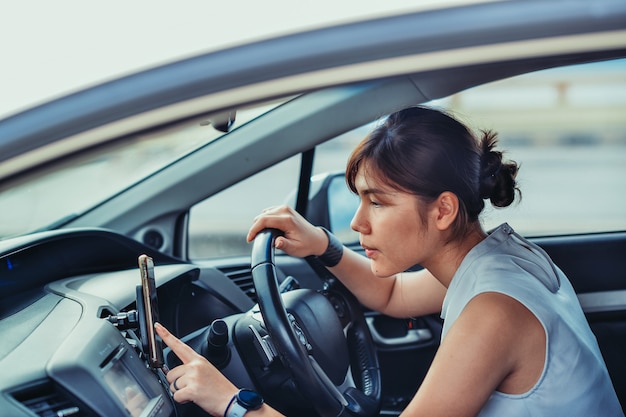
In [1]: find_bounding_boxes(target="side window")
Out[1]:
[313,58,626,240]
[440,58,626,236]
[188,58,626,259]
[188,155,300,260]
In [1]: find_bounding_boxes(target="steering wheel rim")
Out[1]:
[251,229,381,417]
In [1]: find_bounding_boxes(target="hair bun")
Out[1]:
[479,159,502,199]
[479,131,520,207]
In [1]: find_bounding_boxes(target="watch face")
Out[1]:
[238,389,264,409]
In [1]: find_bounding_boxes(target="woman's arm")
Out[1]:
[327,248,446,317]
[155,323,284,417]
[401,292,545,416]
[247,205,446,318]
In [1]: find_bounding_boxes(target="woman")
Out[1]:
[156,106,623,416]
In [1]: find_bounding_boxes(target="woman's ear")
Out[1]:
[433,191,459,231]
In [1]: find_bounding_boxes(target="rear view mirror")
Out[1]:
[201,110,237,133]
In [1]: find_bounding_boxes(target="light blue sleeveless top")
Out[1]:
[441,223,623,417]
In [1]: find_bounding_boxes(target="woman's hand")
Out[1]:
[155,323,237,416]
[246,205,328,259]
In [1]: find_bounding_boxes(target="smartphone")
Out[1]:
[137,254,165,369]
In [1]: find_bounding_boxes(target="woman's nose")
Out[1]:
[350,204,369,234]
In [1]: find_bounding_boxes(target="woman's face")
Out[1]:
[350,164,437,277]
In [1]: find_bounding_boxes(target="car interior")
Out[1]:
[0,2,625,415]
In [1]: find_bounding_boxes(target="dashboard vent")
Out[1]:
[12,380,91,417]
[219,265,257,302]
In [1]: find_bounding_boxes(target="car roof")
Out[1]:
[1,0,625,184]
[0,0,481,120]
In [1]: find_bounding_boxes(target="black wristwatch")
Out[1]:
[225,388,264,417]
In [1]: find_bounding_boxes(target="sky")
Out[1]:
[0,0,453,120]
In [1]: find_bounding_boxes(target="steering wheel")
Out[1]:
[250,229,381,417]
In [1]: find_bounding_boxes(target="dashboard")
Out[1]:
[0,228,256,417]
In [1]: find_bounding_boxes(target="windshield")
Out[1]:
[0,102,284,240]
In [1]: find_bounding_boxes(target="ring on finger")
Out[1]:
[173,377,181,391]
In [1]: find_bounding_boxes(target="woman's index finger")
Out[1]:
[154,322,197,364]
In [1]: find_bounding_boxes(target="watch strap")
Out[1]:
[224,389,263,417]
[226,401,249,417]
[317,227,344,267]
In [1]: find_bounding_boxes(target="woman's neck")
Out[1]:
[424,228,487,288]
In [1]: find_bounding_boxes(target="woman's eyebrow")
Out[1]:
[360,188,391,196]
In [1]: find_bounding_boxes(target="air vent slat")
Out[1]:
[12,380,89,417]
[23,392,72,414]
[219,265,256,302]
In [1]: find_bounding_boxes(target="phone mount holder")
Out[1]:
[106,310,139,330]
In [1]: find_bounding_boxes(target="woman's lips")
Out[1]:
[362,245,377,258]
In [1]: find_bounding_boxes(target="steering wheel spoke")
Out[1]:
[309,355,350,407]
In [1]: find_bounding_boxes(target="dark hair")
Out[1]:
[346,106,520,241]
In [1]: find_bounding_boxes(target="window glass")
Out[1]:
[188,58,626,258]
[0,120,220,239]
[438,59,626,236]
[0,100,286,240]
[188,155,300,259]
[317,59,626,241]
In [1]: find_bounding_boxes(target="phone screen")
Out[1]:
[137,254,164,368]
